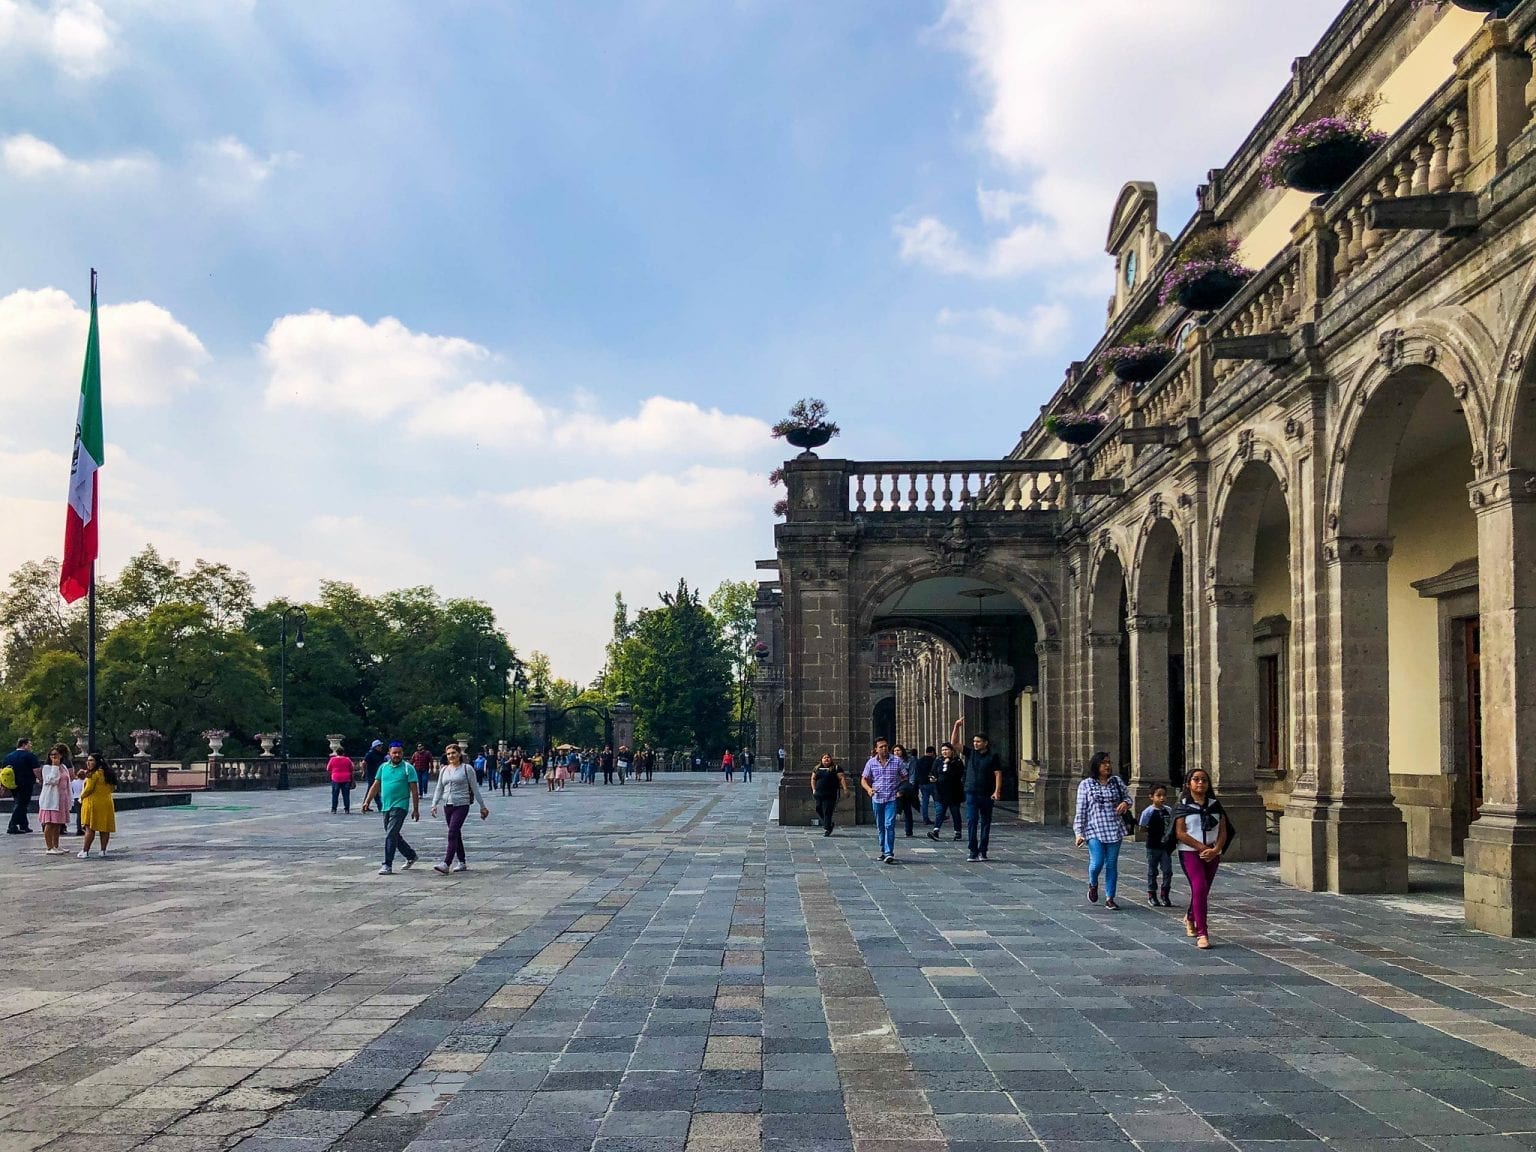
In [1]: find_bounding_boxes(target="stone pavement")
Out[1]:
[3,776,1536,1152]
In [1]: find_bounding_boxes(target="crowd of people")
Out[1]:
[3,737,118,858]
[812,720,1233,949]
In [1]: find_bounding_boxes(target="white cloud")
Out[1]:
[0,287,209,407]
[500,466,770,531]
[260,309,774,458]
[935,304,1070,371]
[262,311,492,419]
[0,0,115,78]
[0,133,156,180]
[902,0,1342,280]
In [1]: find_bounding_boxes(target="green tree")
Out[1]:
[609,579,732,752]
[0,559,86,681]
[708,579,757,732]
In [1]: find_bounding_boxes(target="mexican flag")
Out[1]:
[60,276,103,604]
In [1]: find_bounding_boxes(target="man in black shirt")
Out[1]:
[4,738,40,834]
[362,739,388,788]
[810,754,845,837]
[950,719,1003,862]
[915,746,937,826]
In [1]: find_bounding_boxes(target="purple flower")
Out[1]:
[1261,114,1387,189]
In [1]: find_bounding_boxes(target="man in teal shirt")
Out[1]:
[361,741,420,874]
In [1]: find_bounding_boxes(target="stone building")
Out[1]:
[767,0,1536,936]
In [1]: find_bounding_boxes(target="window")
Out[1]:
[1253,615,1289,778]
[1464,617,1483,817]
[1124,250,1138,289]
[1176,319,1198,350]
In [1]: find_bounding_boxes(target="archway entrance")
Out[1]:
[1128,519,1189,801]
[1087,552,1132,777]
[1210,458,1294,859]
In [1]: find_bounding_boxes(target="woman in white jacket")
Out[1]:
[429,743,489,874]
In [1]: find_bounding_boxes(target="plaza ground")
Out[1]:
[2,776,1536,1152]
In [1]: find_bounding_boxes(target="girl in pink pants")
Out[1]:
[1174,768,1231,950]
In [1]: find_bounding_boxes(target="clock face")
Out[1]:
[1124,251,1138,289]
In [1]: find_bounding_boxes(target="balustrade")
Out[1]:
[847,461,1066,514]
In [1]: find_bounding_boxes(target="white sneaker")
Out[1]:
[401,859,415,870]
[451,862,467,873]
[377,865,393,875]
[77,850,90,859]
[433,864,450,875]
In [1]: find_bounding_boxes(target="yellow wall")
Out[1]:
[1388,446,1477,777]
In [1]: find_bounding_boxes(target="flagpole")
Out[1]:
[86,268,98,756]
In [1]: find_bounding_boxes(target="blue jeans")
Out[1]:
[330,781,351,812]
[965,794,994,858]
[1087,838,1122,899]
[872,799,897,858]
[919,783,936,823]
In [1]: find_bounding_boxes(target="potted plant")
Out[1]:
[1262,96,1387,195]
[202,729,228,758]
[772,398,840,454]
[1101,325,1176,385]
[1160,232,1254,312]
[130,728,162,759]
[1044,411,1110,447]
[769,467,789,518]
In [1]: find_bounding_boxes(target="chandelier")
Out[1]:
[946,589,1015,699]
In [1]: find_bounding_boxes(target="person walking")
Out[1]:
[4,737,39,834]
[860,738,908,865]
[363,739,388,788]
[1175,767,1231,949]
[76,754,116,859]
[410,743,434,796]
[37,744,72,856]
[950,720,1003,863]
[1138,782,1177,907]
[810,753,845,836]
[361,742,420,875]
[430,743,490,874]
[892,744,919,839]
[915,746,937,826]
[1073,751,1132,909]
[926,741,965,843]
[599,747,614,785]
[328,745,355,814]
[617,746,632,784]
[722,750,735,783]
[741,750,753,783]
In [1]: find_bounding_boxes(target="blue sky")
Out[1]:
[0,0,1343,680]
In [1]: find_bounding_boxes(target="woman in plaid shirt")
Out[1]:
[1073,752,1132,909]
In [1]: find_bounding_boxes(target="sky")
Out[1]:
[0,0,1345,682]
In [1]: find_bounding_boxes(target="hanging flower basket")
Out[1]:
[1101,326,1176,385]
[1421,0,1517,13]
[1262,99,1387,195]
[1045,412,1109,447]
[1160,232,1254,312]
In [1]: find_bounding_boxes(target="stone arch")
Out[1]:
[1130,515,1184,614]
[1087,547,1128,634]
[1123,515,1188,794]
[1211,451,1292,586]
[1085,547,1131,772]
[854,555,1061,644]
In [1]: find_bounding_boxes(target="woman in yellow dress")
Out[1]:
[78,753,117,859]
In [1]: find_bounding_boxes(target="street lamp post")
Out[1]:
[511,668,527,748]
[278,606,307,791]
[497,656,523,752]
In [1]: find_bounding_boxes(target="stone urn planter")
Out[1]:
[130,730,158,760]
[783,426,834,452]
[203,730,228,758]
[326,734,345,755]
[257,734,277,757]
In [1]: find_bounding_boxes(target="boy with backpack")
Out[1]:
[1138,782,1177,907]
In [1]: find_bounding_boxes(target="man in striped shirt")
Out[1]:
[860,738,909,865]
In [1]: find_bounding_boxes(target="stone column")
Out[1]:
[1465,470,1536,935]
[1320,537,1409,893]
[1084,632,1121,763]
[1126,613,1171,803]
[1207,584,1269,862]
[1034,637,1071,824]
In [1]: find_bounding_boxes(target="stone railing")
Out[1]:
[1137,350,1201,428]
[847,461,1067,514]
[1325,75,1471,296]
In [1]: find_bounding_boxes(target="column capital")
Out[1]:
[1034,638,1063,655]
[1126,613,1171,634]
[1207,583,1256,608]
[1323,535,1394,565]
[1469,469,1536,513]
[1084,631,1122,649]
